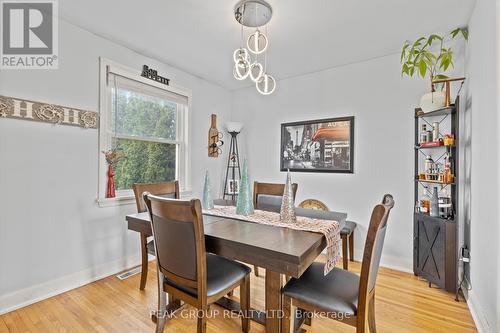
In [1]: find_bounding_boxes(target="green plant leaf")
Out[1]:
[419,60,427,78]
[451,27,469,41]
[401,41,410,62]
[427,34,443,46]
[434,74,449,80]
[461,28,469,40]
[401,63,408,76]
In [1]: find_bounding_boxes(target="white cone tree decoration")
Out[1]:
[202,170,214,210]
[280,169,296,223]
[236,160,254,216]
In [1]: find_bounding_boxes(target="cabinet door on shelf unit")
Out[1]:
[414,213,445,288]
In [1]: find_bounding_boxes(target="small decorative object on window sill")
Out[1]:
[208,114,224,158]
[280,169,296,224]
[202,170,214,210]
[102,150,124,199]
[235,159,254,216]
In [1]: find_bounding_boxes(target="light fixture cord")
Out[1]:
[264,25,268,71]
[240,25,244,49]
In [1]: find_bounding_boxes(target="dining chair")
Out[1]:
[298,199,357,270]
[143,193,251,333]
[252,181,298,277]
[282,194,395,333]
[132,181,180,290]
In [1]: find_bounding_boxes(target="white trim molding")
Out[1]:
[0,254,148,316]
[97,57,192,205]
[466,289,493,333]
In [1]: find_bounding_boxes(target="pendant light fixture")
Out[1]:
[233,0,276,95]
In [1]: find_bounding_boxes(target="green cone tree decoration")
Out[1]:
[236,159,254,216]
[280,169,296,223]
[202,170,214,210]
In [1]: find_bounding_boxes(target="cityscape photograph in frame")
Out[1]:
[280,116,354,173]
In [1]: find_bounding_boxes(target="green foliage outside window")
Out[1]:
[112,89,178,191]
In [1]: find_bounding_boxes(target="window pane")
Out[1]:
[112,88,177,141]
[113,138,176,191]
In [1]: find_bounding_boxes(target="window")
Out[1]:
[99,59,190,205]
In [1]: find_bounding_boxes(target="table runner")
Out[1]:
[203,205,341,275]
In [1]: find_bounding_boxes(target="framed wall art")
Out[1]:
[280,116,354,173]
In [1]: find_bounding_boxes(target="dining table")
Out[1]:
[126,207,346,333]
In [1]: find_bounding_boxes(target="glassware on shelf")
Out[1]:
[420,192,430,214]
[420,124,428,144]
[438,195,453,219]
[432,122,440,141]
[444,133,455,146]
[425,156,435,174]
[430,187,439,217]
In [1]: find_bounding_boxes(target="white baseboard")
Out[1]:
[465,289,493,333]
[0,253,149,315]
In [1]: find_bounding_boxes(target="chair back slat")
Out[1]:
[132,181,179,213]
[359,194,394,300]
[253,181,298,212]
[143,194,206,292]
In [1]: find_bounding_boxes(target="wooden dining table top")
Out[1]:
[126,210,346,278]
[126,208,346,333]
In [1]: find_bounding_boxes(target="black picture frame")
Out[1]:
[280,116,354,173]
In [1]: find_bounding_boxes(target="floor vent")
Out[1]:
[116,266,142,280]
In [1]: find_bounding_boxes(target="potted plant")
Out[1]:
[400,27,468,112]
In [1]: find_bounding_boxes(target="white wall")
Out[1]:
[0,19,231,313]
[465,1,499,331]
[232,53,439,272]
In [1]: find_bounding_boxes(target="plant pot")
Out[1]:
[420,91,446,113]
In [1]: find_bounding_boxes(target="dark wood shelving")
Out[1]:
[415,105,456,118]
[414,144,455,150]
[414,212,455,223]
[415,179,455,186]
[413,96,459,296]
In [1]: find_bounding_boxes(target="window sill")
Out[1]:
[96,189,193,208]
[96,195,136,208]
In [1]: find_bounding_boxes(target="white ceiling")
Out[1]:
[59,0,476,91]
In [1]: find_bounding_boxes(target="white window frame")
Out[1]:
[97,58,192,207]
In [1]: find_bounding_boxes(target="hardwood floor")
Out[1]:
[0,259,476,332]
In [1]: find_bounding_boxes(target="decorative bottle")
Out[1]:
[429,187,439,217]
[420,192,430,214]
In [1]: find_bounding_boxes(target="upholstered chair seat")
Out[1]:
[166,253,251,297]
[283,263,359,316]
[282,194,395,333]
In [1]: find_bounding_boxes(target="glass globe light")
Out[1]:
[256,73,276,95]
[233,48,250,64]
[247,30,268,55]
[249,62,264,82]
[233,59,250,80]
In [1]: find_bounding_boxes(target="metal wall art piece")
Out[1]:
[0,95,99,129]
[141,65,170,86]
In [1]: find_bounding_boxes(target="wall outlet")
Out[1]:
[460,246,470,263]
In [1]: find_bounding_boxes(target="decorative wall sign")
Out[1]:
[0,95,99,129]
[280,116,354,173]
[141,65,170,85]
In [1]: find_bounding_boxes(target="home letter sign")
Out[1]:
[0,95,99,129]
